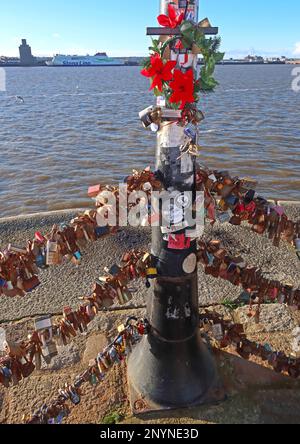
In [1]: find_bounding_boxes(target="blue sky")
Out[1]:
[1,0,300,58]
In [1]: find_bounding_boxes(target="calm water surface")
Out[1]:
[0,65,299,218]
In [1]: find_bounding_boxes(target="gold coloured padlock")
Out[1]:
[146,268,158,279]
[118,324,126,334]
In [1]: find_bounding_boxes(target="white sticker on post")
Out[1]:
[182,253,197,274]
[158,123,185,148]
[157,96,166,107]
[180,152,194,174]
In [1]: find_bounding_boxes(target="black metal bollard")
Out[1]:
[128,0,224,413]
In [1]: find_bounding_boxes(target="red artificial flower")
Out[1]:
[169,69,195,109]
[141,54,176,92]
[157,4,184,29]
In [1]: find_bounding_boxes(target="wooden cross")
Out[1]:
[146,26,218,36]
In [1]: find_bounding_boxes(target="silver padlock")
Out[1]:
[68,386,81,405]
[46,240,60,265]
[43,341,58,360]
[212,324,223,341]
[138,106,161,128]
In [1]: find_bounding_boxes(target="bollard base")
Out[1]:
[128,375,226,416]
[127,334,226,416]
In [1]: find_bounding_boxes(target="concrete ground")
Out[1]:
[0,204,299,322]
[0,204,299,424]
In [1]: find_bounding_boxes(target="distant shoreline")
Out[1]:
[0,62,290,68]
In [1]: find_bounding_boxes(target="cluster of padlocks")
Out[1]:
[198,239,300,315]
[0,248,154,389]
[15,307,300,423]
[23,318,150,424]
[0,218,112,298]
[200,311,300,378]
[1,163,299,301]
[1,0,299,425]
[196,165,300,251]
[1,234,299,395]
[0,169,160,299]
[19,309,300,423]
[0,239,299,422]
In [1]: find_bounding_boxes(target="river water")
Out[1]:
[0,65,299,218]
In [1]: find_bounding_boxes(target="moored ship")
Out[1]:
[46,52,124,66]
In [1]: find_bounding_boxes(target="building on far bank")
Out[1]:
[19,39,35,65]
[245,54,264,62]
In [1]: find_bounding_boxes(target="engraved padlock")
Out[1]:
[211,323,224,341]
[8,244,27,254]
[43,341,58,361]
[68,386,81,405]
[34,315,57,362]
[216,211,232,224]
[46,240,60,266]
[108,346,121,365]
[5,281,14,291]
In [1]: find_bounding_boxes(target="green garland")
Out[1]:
[143,19,224,108]
[180,20,224,92]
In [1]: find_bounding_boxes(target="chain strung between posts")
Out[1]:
[200,310,300,378]
[21,310,300,424]
[22,317,150,425]
[0,249,155,388]
[195,164,300,252]
[0,165,299,301]
[0,168,161,300]
[1,239,299,392]
[197,239,300,320]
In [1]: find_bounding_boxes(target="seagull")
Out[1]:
[15,95,24,103]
